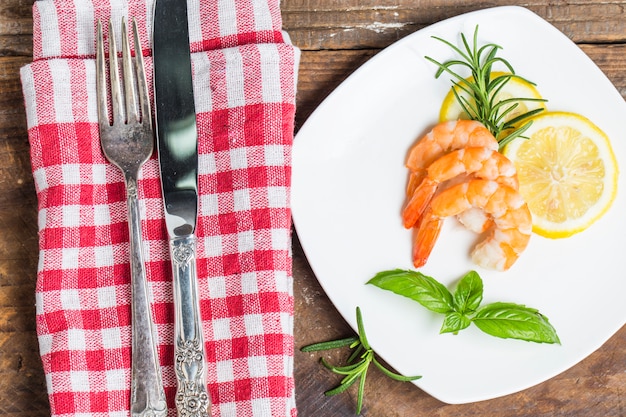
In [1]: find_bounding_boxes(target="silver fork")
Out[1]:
[96,18,167,417]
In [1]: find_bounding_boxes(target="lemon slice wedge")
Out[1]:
[502,111,618,238]
[440,72,547,125]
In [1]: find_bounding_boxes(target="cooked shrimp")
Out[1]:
[456,207,493,233]
[413,179,532,271]
[406,120,498,176]
[404,120,499,224]
[403,147,518,228]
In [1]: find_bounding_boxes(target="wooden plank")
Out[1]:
[0,0,35,37]
[0,57,31,134]
[0,36,32,56]
[282,0,626,50]
[0,332,50,416]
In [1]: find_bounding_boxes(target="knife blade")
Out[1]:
[152,1,211,415]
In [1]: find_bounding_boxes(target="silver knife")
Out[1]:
[152,1,211,415]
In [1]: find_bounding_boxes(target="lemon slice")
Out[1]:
[502,111,618,238]
[440,72,547,124]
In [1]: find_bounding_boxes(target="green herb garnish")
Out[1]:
[425,26,546,148]
[301,306,422,415]
[368,269,560,343]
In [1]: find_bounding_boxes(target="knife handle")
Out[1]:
[127,177,167,417]
[170,235,211,417]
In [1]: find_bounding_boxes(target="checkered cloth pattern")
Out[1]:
[20,0,300,416]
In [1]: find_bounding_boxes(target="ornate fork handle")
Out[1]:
[170,235,211,417]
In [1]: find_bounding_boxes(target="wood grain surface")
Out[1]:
[1,0,624,416]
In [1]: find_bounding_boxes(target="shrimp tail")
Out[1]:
[412,209,443,268]
[403,177,437,228]
[406,171,425,196]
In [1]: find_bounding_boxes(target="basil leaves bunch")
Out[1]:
[368,269,560,344]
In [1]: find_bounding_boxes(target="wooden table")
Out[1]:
[1,0,624,415]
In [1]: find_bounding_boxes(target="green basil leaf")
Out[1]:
[367,269,454,314]
[453,270,483,314]
[440,311,471,334]
[472,302,561,344]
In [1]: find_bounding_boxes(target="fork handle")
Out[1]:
[170,234,211,417]
[126,176,167,417]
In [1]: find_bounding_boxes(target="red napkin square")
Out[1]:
[20,0,300,415]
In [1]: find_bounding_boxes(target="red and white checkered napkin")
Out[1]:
[20,0,299,415]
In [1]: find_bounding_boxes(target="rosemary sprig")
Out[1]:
[301,307,422,415]
[425,25,546,148]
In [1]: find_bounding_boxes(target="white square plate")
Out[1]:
[292,6,626,404]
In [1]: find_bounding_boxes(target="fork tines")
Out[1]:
[96,17,151,128]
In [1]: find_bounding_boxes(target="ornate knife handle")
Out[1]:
[126,178,167,417]
[170,235,211,417]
